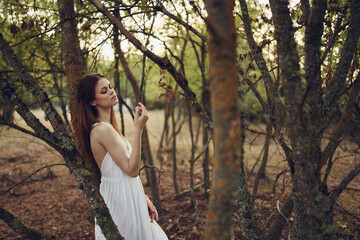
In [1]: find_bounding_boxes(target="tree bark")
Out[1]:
[0,33,123,239]
[303,0,327,180]
[202,0,250,239]
[0,34,70,145]
[269,0,335,238]
[325,0,360,114]
[57,0,124,239]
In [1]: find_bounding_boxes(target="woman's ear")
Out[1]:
[90,100,96,106]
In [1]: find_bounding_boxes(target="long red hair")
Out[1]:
[75,73,121,159]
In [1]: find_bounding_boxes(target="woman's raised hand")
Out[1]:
[134,102,149,131]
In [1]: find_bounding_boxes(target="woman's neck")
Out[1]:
[97,108,111,123]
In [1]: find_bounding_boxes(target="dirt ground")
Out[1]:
[0,110,359,239]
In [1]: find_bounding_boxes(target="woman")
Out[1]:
[75,73,168,240]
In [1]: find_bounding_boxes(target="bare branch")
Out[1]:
[329,162,360,204]
[238,0,286,117]
[0,33,71,145]
[0,206,52,240]
[321,73,360,166]
[325,0,360,113]
[88,0,214,136]
[0,76,61,151]
[0,163,66,197]
[155,0,207,42]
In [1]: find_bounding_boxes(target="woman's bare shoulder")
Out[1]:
[90,123,114,139]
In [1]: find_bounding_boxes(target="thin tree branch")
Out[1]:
[88,0,214,136]
[324,0,360,113]
[155,0,207,42]
[321,73,360,166]
[0,163,66,197]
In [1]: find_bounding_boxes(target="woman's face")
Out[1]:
[90,78,118,109]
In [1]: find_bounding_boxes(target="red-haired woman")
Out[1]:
[75,73,168,240]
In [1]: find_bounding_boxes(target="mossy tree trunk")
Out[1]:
[58,0,125,239]
[0,29,123,238]
[269,0,360,239]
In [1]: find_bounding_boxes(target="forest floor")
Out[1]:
[0,110,359,240]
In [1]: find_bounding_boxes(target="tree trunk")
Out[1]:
[269,0,335,238]
[1,101,15,122]
[203,0,245,238]
[57,0,123,239]
[266,196,293,240]
[170,92,179,195]
[0,30,123,239]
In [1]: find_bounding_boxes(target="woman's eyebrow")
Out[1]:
[99,86,107,91]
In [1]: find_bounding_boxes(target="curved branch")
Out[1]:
[238,0,285,117]
[321,73,360,166]
[325,0,360,113]
[0,77,61,151]
[0,33,71,145]
[0,163,66,197]
[0,121,62,151]
[0,206,51,240]
[155,0,207,42]
[329,162,360,204]
[237,65,294,173]
[88,0,214,136]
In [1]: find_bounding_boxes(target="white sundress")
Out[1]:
[93,122,168,240]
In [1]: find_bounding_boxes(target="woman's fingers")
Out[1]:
[154,207,159,221]
[151,211,155,222]
[138,102,146,108]
[134,107,140,119]
[146,197,158,222]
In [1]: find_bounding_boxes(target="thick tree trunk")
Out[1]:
[57,0,124,239]
[269,0,335,239]
[303,0,327,181]
[203,0,249,239]
[0,31,123,238]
